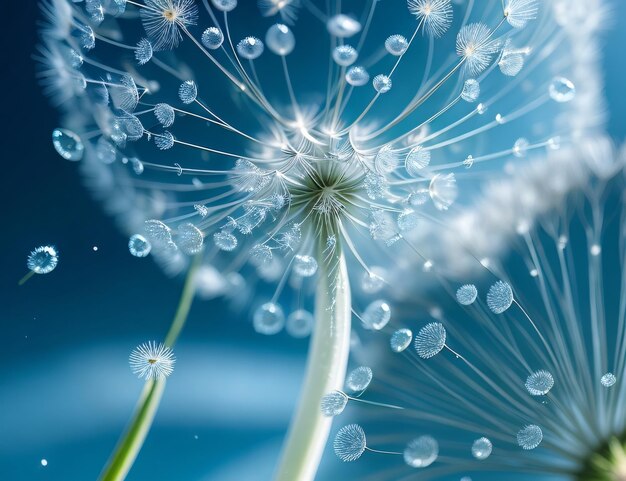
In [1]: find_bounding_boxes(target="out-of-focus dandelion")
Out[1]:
[36,0,606,479]
[325,141,626,481]
[19,245,59,285]
[129,341,176,380]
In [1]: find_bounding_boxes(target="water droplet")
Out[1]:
[332,45,358,66]
[385,34,408,56]
[346,66,370,86]
[373,74,392,93]
[471,437,493,460]
[590,244,601,256]
[286,309,314,338]
[41,459,48,467]
[362,300,391,330]
[404,436,438,468]
[52,128,84,161]
[327,14,362,38]
[202,27,224,49]
[549,77,576,103]
[253,302,285,335]
[513,138,529,158]
[27,246,59,274]
[293,255,318,277]
[237,36,264,60]
[390,328,412,353]
[266,24,295,56]
[128,234,151,257]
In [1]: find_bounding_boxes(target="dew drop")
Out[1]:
[27,246,59,274]
[346,66,370,86]
[266,24,295,56]
[390,328,412,353]
[41,459,48,467]
[286,309,314,338]
[549,77,576,103]
[202,27,224,49]
[373,74,392,93]
[471,437,493,460]
[385,34,408,56]
[293,255,318,277]
[362,299,391,330]
[253,302,285,335]
[52,128,84,161]
[404,436,438,468]
[332,45,358,66]
[128,234,151,257]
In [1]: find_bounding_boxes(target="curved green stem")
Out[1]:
[274,253,352,481]
[98,256,200,481]
[18,270,36,286]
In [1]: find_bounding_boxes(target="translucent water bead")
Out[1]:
[128,234,152,257]
[51,128,84,161]
[253,302,285,335]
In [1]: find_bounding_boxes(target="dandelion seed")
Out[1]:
[140,0,198,51]
[504,0,539,29]
[361,268,386,294]
[176,223,204,254]
[213,230,237,251]
[471,437,493,460]
[154,103,176,128]
[390,328,413,353]
[373,75,392,94]
[457,23,502,76]
[517,424,543,450]
[486,280,514,314]
[513,138,529,158]
[429,173,458,210]
[403,435,438,468]
[253,302,285,335]
[346,366,373,393]
[461,79,480,102]
[129,234,152,257]
[405,146,431,176]
[154,131,175,150]
[51,128,84,161]
[129,341,175,380]
[525,370,554,396]
[414,322,446,359]
[178,80,197,104]
[408,0,453,38]
[334,424,367,462]
[135,38,153,65]
[321,390,349,417]
[27,246,59,274]
[456,284,478,305]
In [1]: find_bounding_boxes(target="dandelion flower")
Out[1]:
[129,341,176,380]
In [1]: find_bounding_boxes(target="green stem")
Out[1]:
[98,256,200,481]
[18,270,36,286]
[274,253,352,481]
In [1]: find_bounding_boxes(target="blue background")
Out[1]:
[1,1,625,480]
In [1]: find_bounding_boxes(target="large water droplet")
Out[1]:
[549,77,575,103]
[52,128,84,161]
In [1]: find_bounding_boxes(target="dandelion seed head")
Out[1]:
[504,0,539,29]
[211,0,237,12]
[456,284,478,305]
[408,0,453,38]
[373,74,392,94]
[404,435,439,467]
[456,23,502,76]
[327,14,362,38]
[332,45,358,66]
[346,66,370,86]
[27,246,59,274]
[334,424,367,462]
[517,424,543,450]
[415,322,446,359]
[52,128,84,161]
[601,373,617,388]
[321,390,349,417]
[385,35,409,56]
[525,370,554,396]
[129,341,175,380]
[487,280,514,314]
[141,0,198,50]
[346,366,373,393]
[266,23,295,56]
[135,38,153,65]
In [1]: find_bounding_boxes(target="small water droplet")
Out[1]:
[52,128,84,161]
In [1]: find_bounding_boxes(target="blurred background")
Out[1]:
[1,2,626,480]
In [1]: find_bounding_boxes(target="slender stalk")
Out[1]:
[274,253,352,481]
[98,256,200,481]
[18,270,36,286]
